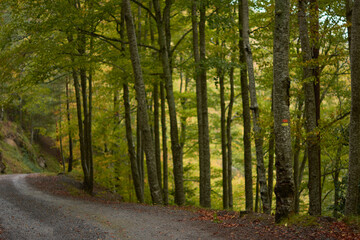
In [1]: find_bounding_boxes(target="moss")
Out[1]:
[283,214,319,227]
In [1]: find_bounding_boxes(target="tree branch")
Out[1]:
[78,29,160,52]
[171,28,193,55]
[130,0,156,20]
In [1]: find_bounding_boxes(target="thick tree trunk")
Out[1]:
[66,78,74,173]
[160,83,169,205]
[273,0,295,223]
[298,0,321,215]
[345,0,360,216]
[123,0,163,205]
[152,0,184,205]
[241,0,270,214]
[239,0,253,212]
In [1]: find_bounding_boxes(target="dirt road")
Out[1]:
[0,174,223,240]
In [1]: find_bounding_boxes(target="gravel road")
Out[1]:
[0,174,223,240]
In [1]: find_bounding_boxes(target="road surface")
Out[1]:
[0,174,223,240]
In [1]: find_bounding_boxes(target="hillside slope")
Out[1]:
[0,121,61,174]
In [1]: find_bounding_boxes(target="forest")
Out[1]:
[0,0,359,224]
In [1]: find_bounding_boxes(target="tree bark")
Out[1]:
[199,0,211,208]
[66,77,74,173]
[241,0,270,214]
[239,0,253,212]
[123,84,145,203]
[346,0,353,49]
[153,83,162,191]
[268,126,275,212]
[273,0,295,223]
[160,82,169,205]
[227,65,235,209]
[123,0,163,205]
[192,0,204,207]
[298,0,321,215]
[292,98,304,214]
[219,69,228,209]
[152,0,185,205]
[333,143,342,218]
[192,0,211,208]
[72,67,89,191]
[345,0,360,216]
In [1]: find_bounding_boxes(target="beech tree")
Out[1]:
[345,0,360,216]
[273,0,295,222]
[298,0,321,216]
[239,0,253,212]
[241,0,270,214]
[123,0,162,205]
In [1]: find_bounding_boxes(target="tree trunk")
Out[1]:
[255,173,260,212]
[292,98,304,214]
[241,0,270,214]
[58,110,65,173]
[123,0,163,205]
[137,106,144,191]
[123,84,145,203]
[66,77,74,173]
[199,0,211,208]
[268,126,275,212]
[346,0,353,49]
[345,0,360,216]
[219,69,228,209]
[72,67,89,191]
[192,0,204,207]
[227,65,235,209]
[333,143,342,218]
[152,0,184,206]
[68,32,90,192]
[298,0,322,215]
[153,83,162,191]
[239,0,253,212]
[273,0,295,223]
[160,82,169,205]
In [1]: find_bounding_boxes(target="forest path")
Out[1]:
[0,174,223,240]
